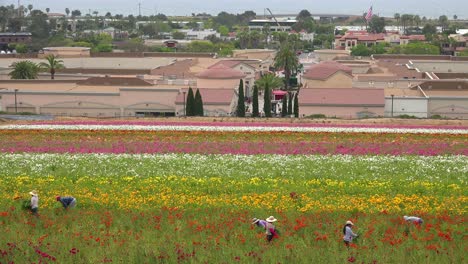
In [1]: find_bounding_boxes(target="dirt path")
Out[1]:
[1,116,465,127]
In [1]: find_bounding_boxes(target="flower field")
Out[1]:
[0,121,466,263]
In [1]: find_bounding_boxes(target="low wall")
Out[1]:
[91,52,215,58]
[0,53,38,59]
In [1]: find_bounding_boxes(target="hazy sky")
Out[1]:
[1,0,466,18]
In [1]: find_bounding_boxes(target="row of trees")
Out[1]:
[235,80,300,118]
[9,55,64,79]
[184,87,204,116]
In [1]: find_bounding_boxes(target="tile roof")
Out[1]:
[417,80,468,90]
[303,61,353,80]
[408,35,426,41]
[299,88,385,106]
[338,31,385,41]
[196,64,246,79]
[76,77,153,86]
[175,88,234,104]
[208,60,258,70]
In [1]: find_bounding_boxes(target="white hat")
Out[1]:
[346,220,354,225]
[266,216,277,223]
[29,190,38,196]
[252,218,260,224]
[403,216,409,220]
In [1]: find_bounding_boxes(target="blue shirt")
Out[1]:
[59,196,74,208]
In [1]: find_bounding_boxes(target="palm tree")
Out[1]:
[46,8,50,13]
[39,55,64,80]
[255,73,283,91]
[65,8,70,17]
[274,43,299,91]
[27,4,33,14]
[394,13,400,29]
[9,61,40,79]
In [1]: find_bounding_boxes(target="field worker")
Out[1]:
[30,190,39,216]
[56,196,77,209]
[404,215,423,224]
[343,220,358,248]
[252,217,267,228]
[265,216,278,242]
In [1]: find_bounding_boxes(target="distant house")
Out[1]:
[335,31,427,49]
[248,18,297,32]
[208,60,258,96]
[178,29,220,40]
[0,32,32,47]
[302,61,353,88]
[335,31,386,50]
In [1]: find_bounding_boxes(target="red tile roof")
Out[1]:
[196,64,246,79]
[303,61,353,80]
[299,88,385,106]
[408,35,426,41]
[175,88,234,105]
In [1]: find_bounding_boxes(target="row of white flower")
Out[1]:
[0,124,467,134]
[0,153,466,182]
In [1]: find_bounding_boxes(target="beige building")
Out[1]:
[207,60,259,96]
[40,47,91,58]
[302,61,353,88]
[196,64,246,89]
[0,75,240,117]
[0,78,182,117]
[314,49,350,61]
[175,88,236,116]
[298,88,385,118]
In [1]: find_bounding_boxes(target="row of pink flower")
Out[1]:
[32,120,468,130]
[2,124,467,134]
[2,141,466,156]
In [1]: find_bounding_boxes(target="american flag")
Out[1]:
[365,6,373,22]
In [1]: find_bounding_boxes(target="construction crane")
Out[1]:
[266,8,284,31]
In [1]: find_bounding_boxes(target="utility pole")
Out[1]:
[17,0,20,17]
[14,89,18,113]
[138,2,141,17]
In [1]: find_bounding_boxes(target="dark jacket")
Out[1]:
[59,196,75,208]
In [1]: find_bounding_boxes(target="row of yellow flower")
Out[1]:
[3,175,465,214]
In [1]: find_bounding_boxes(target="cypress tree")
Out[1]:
[287,92,293,115]
[252,85,259,117]
[194,89,204,116]
[186,87,195,116]
[263,83,272,117]
[281,95,288,117]
[294,92,299,118]
[236,79,245,117]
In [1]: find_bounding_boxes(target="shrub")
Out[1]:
[307,114,327,119]
[398,114,418,119]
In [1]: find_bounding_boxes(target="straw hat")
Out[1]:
[266,216,277,223]
[346,220,354,226]
[252,218,260,224]
[29,190,38,196]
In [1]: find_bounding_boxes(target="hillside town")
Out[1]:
[0,4,467,119]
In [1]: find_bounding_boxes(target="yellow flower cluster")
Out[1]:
[1,175,465,215]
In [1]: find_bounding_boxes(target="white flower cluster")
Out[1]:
[0,153,466,184]
[0,124,467,134]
